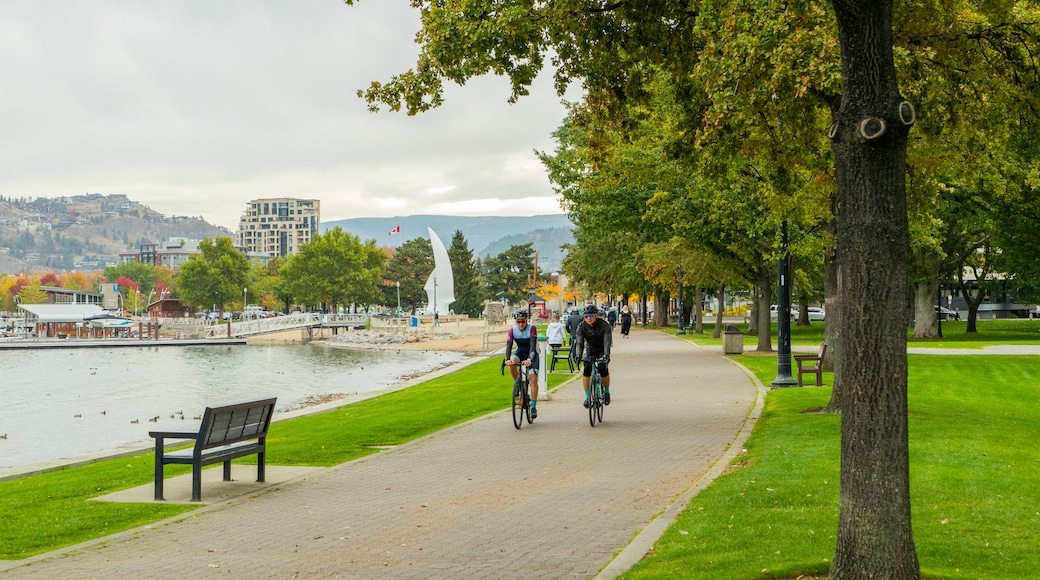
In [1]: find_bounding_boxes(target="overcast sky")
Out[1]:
[0,1,575,230]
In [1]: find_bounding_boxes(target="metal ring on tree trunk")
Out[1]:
[898,100,916,125]
[828,121,839,139]
[859,117,886,140]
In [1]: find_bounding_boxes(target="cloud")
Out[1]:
[0,1,573,228]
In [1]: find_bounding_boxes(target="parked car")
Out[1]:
[806,307,826,321]
[935,306,957,320]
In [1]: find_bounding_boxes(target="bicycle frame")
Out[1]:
[587,356,606,426]
[503,359,533,429]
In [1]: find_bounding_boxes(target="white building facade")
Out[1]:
[236,198,320,258]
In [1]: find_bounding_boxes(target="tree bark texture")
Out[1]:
[910,280,939,339]
[713,286,725,339]
[755,263,773,352]
[829,0,920,577]
[823,242,842,412]
[654,289,670,327]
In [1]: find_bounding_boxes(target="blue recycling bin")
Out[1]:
[410,316,418,327]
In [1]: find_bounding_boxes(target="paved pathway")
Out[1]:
[3,328,759,579]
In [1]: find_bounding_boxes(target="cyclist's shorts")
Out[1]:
[582,358,608,378]
[510,353,540,375]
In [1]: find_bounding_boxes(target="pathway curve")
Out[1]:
[3,328,758,579]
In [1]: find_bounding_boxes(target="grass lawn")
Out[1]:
[0,356,572,560]
[620,328,1040,579]
[667,317,1040,349]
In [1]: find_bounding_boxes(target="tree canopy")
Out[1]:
[175,237,251,315]
[279,227,386,311]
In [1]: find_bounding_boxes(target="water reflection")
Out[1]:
[0,344,465,470]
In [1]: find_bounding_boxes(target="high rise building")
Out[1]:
[236,198,320,257]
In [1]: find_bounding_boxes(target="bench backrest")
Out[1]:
[817,343,827,360]
[199,397,277,449]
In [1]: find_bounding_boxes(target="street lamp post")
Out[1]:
[433,275,439,326]
[772,221,798,387]
[396,281,401,315]
[243,287,248,311]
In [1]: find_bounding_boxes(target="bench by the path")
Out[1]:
[150,397,276,502]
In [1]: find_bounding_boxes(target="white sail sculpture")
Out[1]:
[424,227,455,317]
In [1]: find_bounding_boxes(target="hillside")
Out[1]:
[0,194,230,273]
[322,214,574,272]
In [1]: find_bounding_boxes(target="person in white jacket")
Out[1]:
[546,313,566,351]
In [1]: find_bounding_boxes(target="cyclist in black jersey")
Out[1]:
[573,303,613,407]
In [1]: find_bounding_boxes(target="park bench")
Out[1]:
[549,343,574,373]
[794,343,827,387]
[150,397,277,502]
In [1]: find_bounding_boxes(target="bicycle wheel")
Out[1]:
[512,376,525,429]
[596,380,604,423]
[588,373,599,427]
[525,390,533,424]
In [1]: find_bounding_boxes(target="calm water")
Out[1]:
[0,344,466,471]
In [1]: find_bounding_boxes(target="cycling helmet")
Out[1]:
[513,309,529,320]
[583,304,598,315]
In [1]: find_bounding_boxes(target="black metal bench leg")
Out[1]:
[257,451,266,483]
[154,440,165,501]
[191,463,202,502]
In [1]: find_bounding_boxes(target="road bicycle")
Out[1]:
[502,359,533,429]
[587,356,607,427]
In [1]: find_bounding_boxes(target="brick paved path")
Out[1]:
[4,329,756,579]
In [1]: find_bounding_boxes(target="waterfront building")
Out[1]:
[236,198,320,258]
[117,238,203,270]
[39,285,104,307]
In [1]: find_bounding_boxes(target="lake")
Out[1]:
[0,344,466,471]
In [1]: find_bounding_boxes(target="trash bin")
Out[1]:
[723,324,744,354]
[410,316,418,327]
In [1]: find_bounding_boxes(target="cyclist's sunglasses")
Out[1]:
[583,314,596,319]
[516,318,528,323]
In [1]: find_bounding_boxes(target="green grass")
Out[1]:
[0,357,572,559]
[621,346,1040,579]
[667,317,1040,349]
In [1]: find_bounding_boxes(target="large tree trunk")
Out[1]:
[713,286,725,339]
[910,280,940,338]
[654,289,670,327]
[823,241,843,412]
[829,0,920,577]
[755,263,773,352]
[693,285,704,334]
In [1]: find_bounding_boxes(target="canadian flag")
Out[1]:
[388,225,401,236]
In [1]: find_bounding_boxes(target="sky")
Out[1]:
[0,1,576,230]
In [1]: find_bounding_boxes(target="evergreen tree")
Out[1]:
[381,237,433,314]
[447,230,484,317]
[483,243,535,304]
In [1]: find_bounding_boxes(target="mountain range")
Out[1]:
[322,214,574,272]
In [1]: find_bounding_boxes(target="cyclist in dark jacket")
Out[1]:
[574,304,613,407]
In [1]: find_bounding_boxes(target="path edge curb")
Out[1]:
[595,345,768,579]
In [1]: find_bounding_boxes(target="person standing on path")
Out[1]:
[574,303,613,407]
[504,310,541,419]
[620,305,633,338]
[546,313,566,352]
[566,308,583,359]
